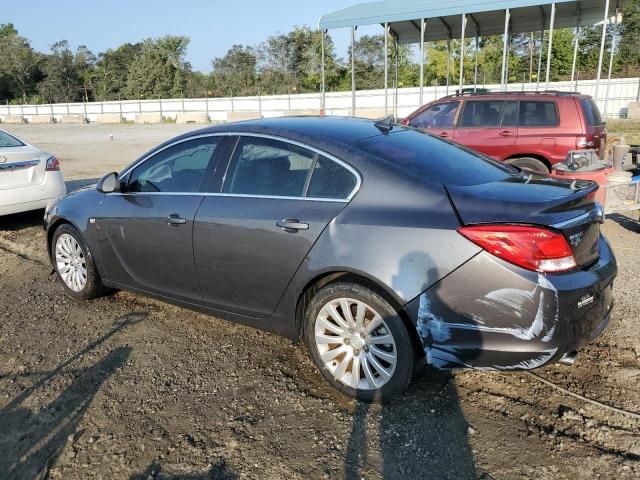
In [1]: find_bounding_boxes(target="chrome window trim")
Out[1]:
[114,191,349,203]
[118,131,361,201]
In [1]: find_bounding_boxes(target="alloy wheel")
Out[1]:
[314,297,397,390]
[55,233,88,292]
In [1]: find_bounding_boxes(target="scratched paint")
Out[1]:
[416,273,561,370]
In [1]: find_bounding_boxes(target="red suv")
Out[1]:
[401,91,606,173]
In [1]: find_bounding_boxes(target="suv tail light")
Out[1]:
[45,156,60,171]
[458,225,577,273]
[576,135,595,149]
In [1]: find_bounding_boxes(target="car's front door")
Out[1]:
[452,99,518,160]
[407,101,460,140]
[96,136,221,303]
[193,135,359,318]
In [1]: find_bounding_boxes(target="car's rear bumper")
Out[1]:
[0,171,66,216]
[404,234,617,370]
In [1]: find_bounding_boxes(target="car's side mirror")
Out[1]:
[96,172,120,194]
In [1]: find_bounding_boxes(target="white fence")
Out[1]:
[1,78,639,124]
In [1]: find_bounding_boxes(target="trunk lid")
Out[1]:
[447,174,602,268]
[0,146,48,190]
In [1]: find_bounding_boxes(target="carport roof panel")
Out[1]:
[319,0,618,43]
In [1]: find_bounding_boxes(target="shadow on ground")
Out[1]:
[0,312,146,480]
[608,212,640,234]
[129,459,238,480]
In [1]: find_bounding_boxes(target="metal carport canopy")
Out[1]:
[318,0,617,43]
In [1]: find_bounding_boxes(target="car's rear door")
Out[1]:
[193,134,359,318]
[0,131,47,191]
[96,135,221,303]
[452,99,518,160]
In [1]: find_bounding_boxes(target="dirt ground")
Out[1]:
[0,125,639,480]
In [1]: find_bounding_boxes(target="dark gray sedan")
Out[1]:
[44,117,617,402]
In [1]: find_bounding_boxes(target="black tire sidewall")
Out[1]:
[51,223,104,300]
[304,281,415,403]
[508,157,549,174]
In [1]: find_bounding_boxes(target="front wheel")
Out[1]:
[52,223,111,300]
[507,156,550,174]
[304,281,416,403]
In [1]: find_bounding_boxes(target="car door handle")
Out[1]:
[167,214,186,226]
[276,219,309,232]
[499,130,514,137]
[438,132,449,138]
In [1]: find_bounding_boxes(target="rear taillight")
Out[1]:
[400,118,409,126]
[46,156,60,171]
[458,225,577,273]
[576,135,595,149]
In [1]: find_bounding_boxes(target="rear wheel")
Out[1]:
[507,157,550,174]
[304,281,415,403]
[52,223,111,300]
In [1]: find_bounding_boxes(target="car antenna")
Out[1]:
[374,116,395,134]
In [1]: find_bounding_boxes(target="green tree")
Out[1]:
[93,43,141,100]
[0,23,41,102]
[211,44,258,96]
[38,41,84,103]
[125,36,191,99]
[617,0,640,76]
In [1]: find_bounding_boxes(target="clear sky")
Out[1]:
[2,0,383,72]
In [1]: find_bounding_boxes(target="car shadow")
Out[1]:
[0,312,146,480]
[343,251,481,479]
[607,212,640,234]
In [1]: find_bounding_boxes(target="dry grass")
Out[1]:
[607,119,640,145]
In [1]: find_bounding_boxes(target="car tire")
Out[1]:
[304,281,415,403]
[507,157,550,174]
[51,223,111,301]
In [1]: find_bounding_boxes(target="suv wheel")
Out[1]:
[508,157,549,174]
[304,281,415,403]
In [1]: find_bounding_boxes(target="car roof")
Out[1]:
[186,116,388,147]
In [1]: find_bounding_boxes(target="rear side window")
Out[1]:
[519,101,558,127]
[307,156,357,199]
[0,131,24,147]
[580,98,603,126]
[459,100,518,127]
[409,101,459,129]
[223,137,315,197]
[357,129,513,186]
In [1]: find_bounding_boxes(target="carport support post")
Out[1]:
[384,22,389,115]
[604,10,619,117]
[474,33,479,91]
[595,0,610,101]
[536,29,544,91]
[459,13,467,91]
[571,25,580,91]
[394,37,399,119]
[419,19,425,105]
[446,37,451,95]
[500,9,510,90]
[320,29,326,116]
[351,26,356,117]
[545,2,556,91]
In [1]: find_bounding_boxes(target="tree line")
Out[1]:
[1,0,639,104]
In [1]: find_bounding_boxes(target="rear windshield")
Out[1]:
[0,130,24,147]
[580,98,604,126]
[356,129,514,186]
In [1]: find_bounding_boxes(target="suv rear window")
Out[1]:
[519,101,558,127]
[580,98,604,126]
[357,129,513,186]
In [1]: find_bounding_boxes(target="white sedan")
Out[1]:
[0,129,66,216]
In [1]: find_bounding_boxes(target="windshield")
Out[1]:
[0,130,25,148]
[356,128,515,186]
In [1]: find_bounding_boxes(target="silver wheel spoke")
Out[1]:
[365,314,384,335]
[351,354,362,388]
[333,352,352,380]
[317,317,344,336]
[361,354,379,389]
[366,352,392,381]
[354,302,365,331]
[326,303,350,330]
[369,334,393,345]
[320,345,349,364]
[370,345,397,366]
[340,299,355,327]
[316,333,343,345]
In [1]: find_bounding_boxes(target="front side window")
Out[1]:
[128,137,219,193]
[519,101,559,127]
[307,156,357,199]
[409,102,459,129]
[223,137,315,197]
